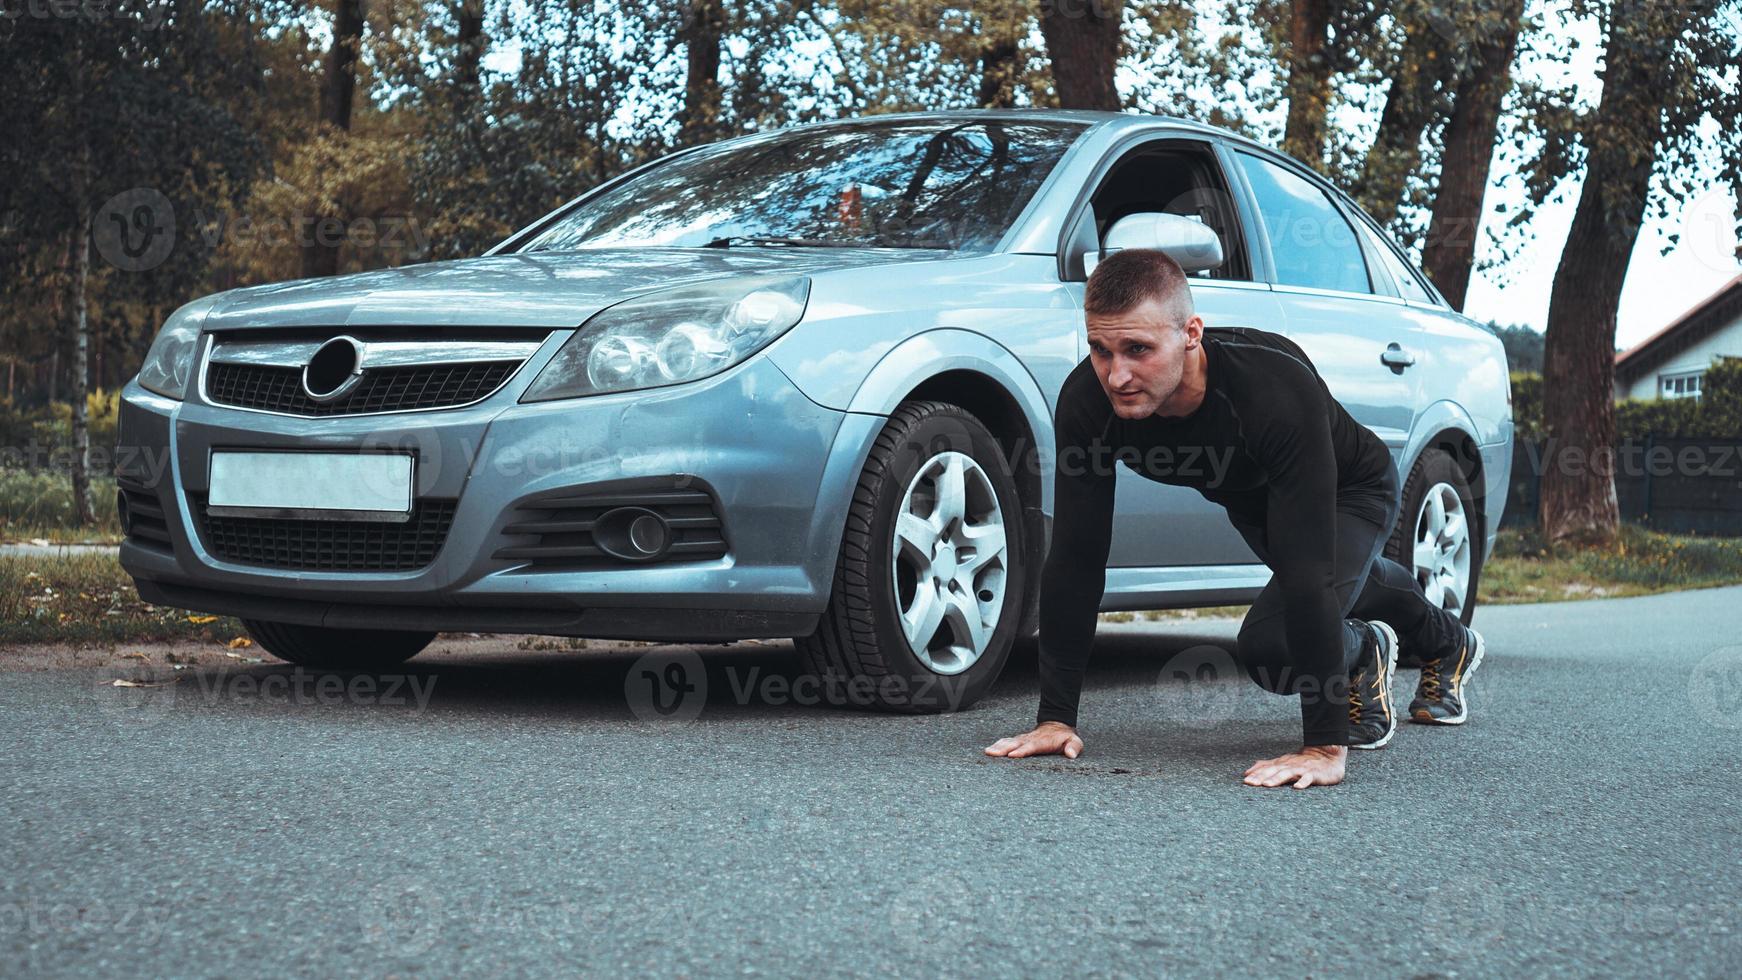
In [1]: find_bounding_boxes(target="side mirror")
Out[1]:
[1089,212,1225,276]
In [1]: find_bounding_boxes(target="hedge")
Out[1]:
[1511,357,1742,443]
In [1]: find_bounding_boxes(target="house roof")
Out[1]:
[1615,272,1742,380]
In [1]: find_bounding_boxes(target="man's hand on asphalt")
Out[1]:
[1242,744,1346,788]
[983,721,1084,760]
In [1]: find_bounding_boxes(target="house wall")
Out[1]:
[1616,310,1742,401]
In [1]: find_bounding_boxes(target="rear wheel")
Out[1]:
[1384,447,1483,666]
[241,619,434,670]
[795,400,1027,713]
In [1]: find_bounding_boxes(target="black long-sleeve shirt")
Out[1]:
[1036,326,1394,744]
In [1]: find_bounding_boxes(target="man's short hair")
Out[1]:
[1084,248,1194,327]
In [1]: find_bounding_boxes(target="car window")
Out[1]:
[1235,152,1371,294]
[517,119,1086,253]
[1358,220,1439,304]
[1087,140,1252,281]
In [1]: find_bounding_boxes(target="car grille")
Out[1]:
[118,480,174,555]
[493,481,729,568]
[206,361,519,416]
[188,494,458,571]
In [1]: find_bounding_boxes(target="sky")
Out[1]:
[1449,12,1742,350]
[483,4,1742,352]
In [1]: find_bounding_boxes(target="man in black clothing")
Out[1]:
[984,249,1483,788]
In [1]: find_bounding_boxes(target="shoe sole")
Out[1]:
[1351,621,1400,750]
[1411,626,1486,726]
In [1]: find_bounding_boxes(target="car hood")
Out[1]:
[200,247,948,332]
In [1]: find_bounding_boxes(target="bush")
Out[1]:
[1511,357,1742,442]
[0,389,120,466]
[0,469,121,536]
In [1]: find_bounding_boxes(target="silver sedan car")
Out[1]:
[115,110,1513,712]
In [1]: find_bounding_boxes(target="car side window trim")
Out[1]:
[1054,130,1258,284]
[1345,207,1453,310]
[1231,147,1381,300]
[1214,140,1275,285]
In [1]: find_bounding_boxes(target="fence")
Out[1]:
[1504,437,1742,534]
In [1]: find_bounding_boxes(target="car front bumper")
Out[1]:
[115,351,883,641]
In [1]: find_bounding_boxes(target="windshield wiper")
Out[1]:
[700,235,951,250]
[701,235,864,249]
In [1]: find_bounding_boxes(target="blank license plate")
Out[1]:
[207,451,415,522]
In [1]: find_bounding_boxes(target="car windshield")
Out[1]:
[517,118,1086,253]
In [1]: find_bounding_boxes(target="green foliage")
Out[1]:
[1512,360,1742,442]
[1509,371,1542,441]
[0,470,122,538]
[1493,323,1544,373]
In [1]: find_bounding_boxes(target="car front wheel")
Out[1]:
[795,400,1027,713]
[240,619,434,670]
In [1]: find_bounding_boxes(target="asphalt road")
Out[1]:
[4,586,1741,977]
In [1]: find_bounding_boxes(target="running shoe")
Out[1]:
[1348,620,1399,749]
[1410,625,1487,725]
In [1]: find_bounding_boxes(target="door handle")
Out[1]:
[1380,342,1416,371]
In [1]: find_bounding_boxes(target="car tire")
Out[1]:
[240,619,434,670]
[1384,447,1484,668]
[794,400,1027,713]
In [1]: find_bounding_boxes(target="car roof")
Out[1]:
[773,107,1226,138]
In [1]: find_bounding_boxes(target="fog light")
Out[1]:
[595,506,672,561]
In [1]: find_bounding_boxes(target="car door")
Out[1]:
[1228,150,1424,461]
[1060,134,1287,569]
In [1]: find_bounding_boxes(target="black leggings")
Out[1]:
[1232,468,1465,731]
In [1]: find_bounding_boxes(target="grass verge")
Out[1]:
[3,524,1739,649]
[0,551,247,647]
[1475,524,1742,603]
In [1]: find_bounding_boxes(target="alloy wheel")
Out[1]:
[889,451,1010,675]
[1412,481,1472,617]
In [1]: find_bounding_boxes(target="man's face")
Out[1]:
[1086,296,1198,419]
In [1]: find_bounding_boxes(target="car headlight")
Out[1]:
[521,276,811,401]
[137,298,213,400]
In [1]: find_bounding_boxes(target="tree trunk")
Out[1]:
[303,0,364,280]
[1038,0,1125,110]
[455,0,486,91]
[1420,0,1524,310]
[978,36,1020,108]
[1355,17,1449,226]
[678,0,725,145]
[1281,0,1332,168]
[1539,20,1670,546]
[70,193,96,526]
